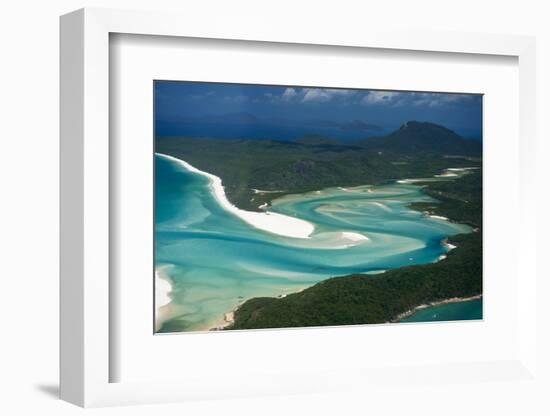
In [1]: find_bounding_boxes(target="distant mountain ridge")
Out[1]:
[158,116,481,156]
[156,111,392,141]
[166,111,384,132]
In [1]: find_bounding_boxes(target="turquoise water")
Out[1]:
[400,299,483,323]
[155,154,472,332]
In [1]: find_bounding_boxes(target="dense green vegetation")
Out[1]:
[229,169,483,330]
[410,169,483,228]
[156,121,481,211]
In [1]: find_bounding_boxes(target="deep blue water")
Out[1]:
[156,121,393,141]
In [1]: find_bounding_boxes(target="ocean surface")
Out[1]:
[400,299,483,323]
[155,121,392,142]
[155,154,472,332]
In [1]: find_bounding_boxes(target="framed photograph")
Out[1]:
[153,80,483,334]
[60,8,538,407]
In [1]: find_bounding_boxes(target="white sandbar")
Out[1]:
[157,153,315,239]
[337,232,369,248]
[155,266,174,331]
[252,188,284,194]
[155,271,172,308]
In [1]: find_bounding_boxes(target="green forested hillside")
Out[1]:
[359,121,481,156]
[156,121,481,211]
[409,170,483,228]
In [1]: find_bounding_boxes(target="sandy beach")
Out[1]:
[157,153,315,239]
[252,188,284,194]
[397,166,479,185]
[155,266,175,332]
[208,307,238,331]
[447,167,479,172]
[444,240,457,250]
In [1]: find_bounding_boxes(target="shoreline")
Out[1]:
[212,287,310,331]
[155,266,175,332]
[392,294,482,322]
[223,293,482,330]
[209,306,239,331]
[396,166,479,185]
[157,153,315,239]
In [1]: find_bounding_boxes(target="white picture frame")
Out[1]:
[60,7,538,407]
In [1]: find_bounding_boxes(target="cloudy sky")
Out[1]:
[155,81,483,140]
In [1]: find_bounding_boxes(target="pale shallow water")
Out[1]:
[155,154,472,332]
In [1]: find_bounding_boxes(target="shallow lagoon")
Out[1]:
[155,154,472,332]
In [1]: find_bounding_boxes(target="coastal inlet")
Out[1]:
[155,153,472,333]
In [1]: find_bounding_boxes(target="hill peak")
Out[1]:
[361,121,481,156]
[399,121,455,134]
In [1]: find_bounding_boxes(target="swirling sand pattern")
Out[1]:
[155,154,471,332]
